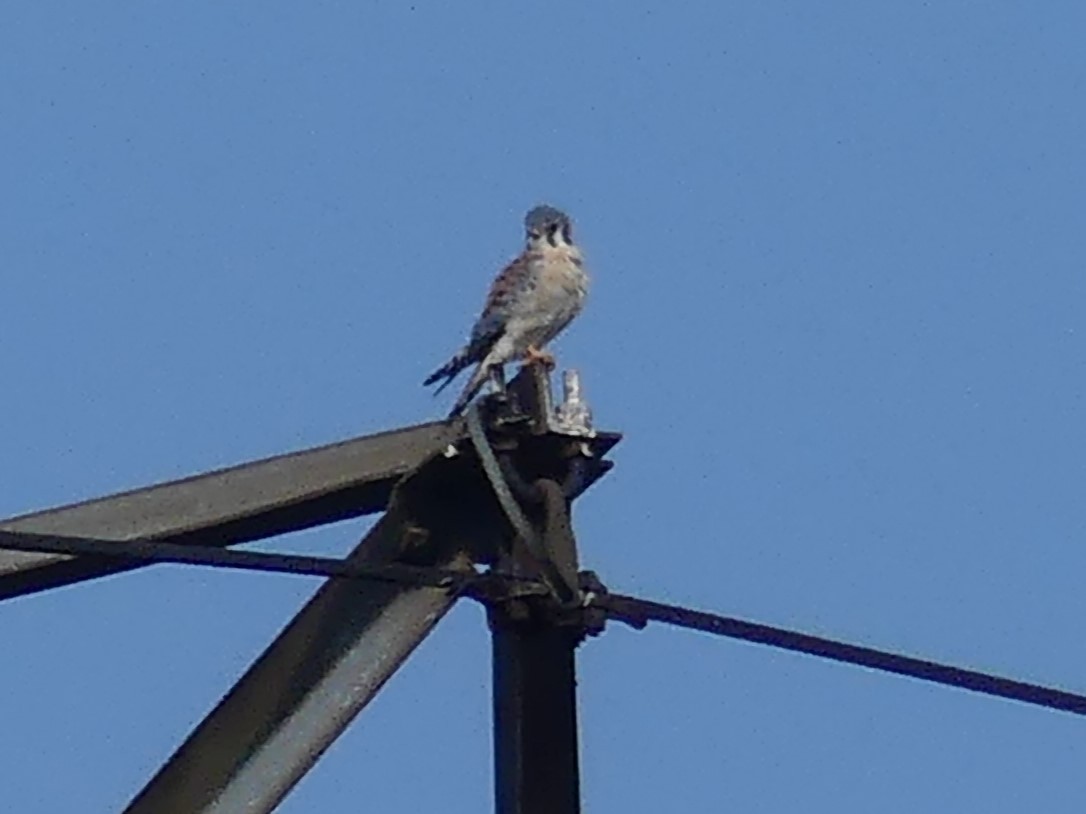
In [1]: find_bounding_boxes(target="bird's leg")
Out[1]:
[523,344,556,369]
[488,364,508,397]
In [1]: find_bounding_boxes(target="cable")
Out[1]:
[10,527,1082,718]
[0,530,525,597]
[466,403,537,545]
[465,403,576,602]
[597,593,1086,718]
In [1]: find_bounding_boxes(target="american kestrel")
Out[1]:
[424,205,589,417]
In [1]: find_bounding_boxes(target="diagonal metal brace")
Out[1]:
[123,446,508,814]
[0,420,467,600]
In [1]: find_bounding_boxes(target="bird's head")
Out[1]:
[524,205,574,249]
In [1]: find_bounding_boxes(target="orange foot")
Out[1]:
[524,345,556,369]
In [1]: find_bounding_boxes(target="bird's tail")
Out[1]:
[447,364,491,418]
[423,350,470,395]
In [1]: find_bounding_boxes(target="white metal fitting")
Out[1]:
[552,369,595,437]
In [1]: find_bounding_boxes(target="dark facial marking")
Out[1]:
[546,222,560,246]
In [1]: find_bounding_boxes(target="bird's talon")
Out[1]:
[524,346,556,369]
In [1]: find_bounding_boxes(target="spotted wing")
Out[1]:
[422,253,534,392]
[465,253,535,358]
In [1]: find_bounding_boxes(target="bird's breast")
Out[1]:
[537,249,588,299]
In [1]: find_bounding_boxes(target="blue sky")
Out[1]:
[2,2,1085,811]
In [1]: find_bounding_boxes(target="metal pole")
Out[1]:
[490,606,582,814]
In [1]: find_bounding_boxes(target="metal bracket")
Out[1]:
[490,362,594,437]
[467,398,603,606]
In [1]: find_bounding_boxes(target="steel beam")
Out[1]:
[491,609,582,814]
[0,420,464,599]
[123,448,504,814]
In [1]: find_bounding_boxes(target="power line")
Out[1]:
[4,530,1083,719]
[597,593,1086,718]
[0,530,493,593]
[6,369,1077,813]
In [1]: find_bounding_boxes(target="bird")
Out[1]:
[424,205,589,418]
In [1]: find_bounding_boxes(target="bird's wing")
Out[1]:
[423,252,537,393]
[466,252,536,355]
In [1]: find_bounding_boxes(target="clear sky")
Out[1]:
[2,2,1084,811]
